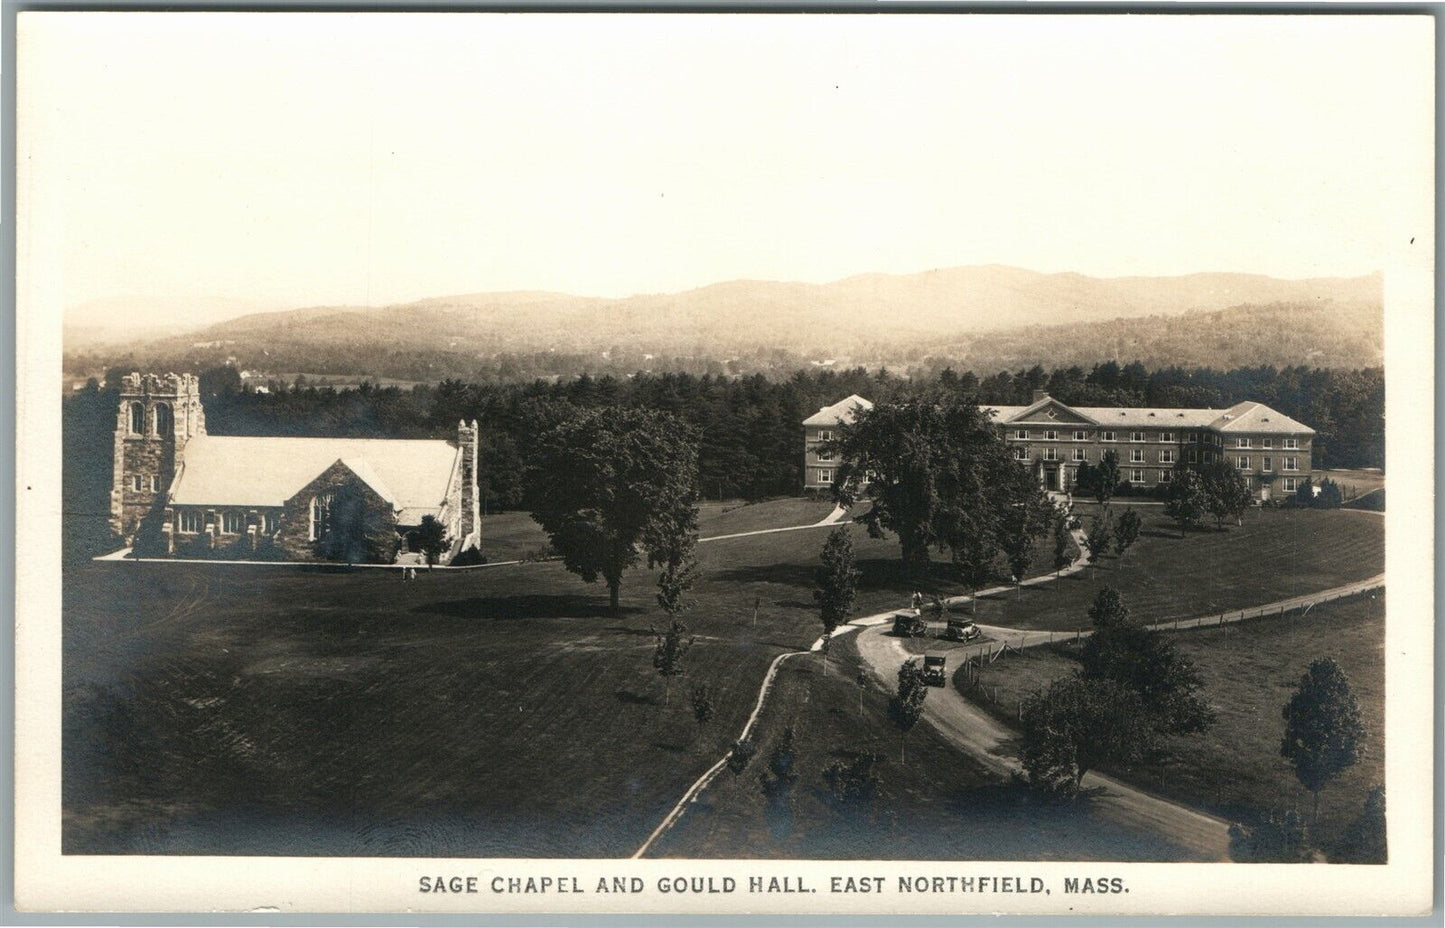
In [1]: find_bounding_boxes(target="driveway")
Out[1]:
[853,625,1233,861]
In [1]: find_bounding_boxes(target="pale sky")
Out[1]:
[19,12,1435,312]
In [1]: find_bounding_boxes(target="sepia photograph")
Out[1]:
[12,9,1436,917]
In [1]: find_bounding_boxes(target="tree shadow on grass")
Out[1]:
[712,558,963,598]
[411,595,642,621]
[615,688,659,706]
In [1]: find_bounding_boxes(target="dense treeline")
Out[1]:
[65,361,1382,544]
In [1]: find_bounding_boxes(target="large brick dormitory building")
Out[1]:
[803,391,1314,500]
[110,372,482,563]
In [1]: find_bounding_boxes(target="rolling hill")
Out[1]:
[64,265,1382,381]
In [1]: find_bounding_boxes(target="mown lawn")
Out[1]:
[478,496,840,562]
[650,634,1190,861]
[964,506,1383,633]
[962,591,1386,859]
[61,499,1376,858]
[697,496,839,536]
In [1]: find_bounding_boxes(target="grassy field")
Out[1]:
[961,505,1382,633]
[477,497,841,562]
[62,496,1377,858]
[962,591,1386,859]
[651,634,1190,861]
[697,497,839,536]
[1313,467,1386,500]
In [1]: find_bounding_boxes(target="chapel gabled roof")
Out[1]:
[168,435,460,510]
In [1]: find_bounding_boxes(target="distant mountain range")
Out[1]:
[64,265,1383,379]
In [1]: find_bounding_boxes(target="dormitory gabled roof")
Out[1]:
[826,394,1314,435]
[168,435,461,515]
[802,394,874,427]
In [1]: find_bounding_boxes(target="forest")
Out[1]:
[64,360,1383,557]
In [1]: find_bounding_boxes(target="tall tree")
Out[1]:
[1002,490,1051,595]
[1083,515,1113,569]
[528,407,699,613]
[1051,509,1073,580]
[1164,468,1209,537]
[1112,508,1142,561]
[1093,449,1122,511]
[833,395,1043,577]
[1080,588,1216,736]
[1199,459,1253,528]
[1020,676,1151,796]
[651,619,694,706]
[814,527,860,638]
[1282,657,1365,823]
[414,514,449,567]
[889,659,929,764]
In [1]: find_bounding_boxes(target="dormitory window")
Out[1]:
[1283,438,1299,450]
[818,430,833,442]
[155,403,173,437]
[1129,449,1144,463]
[1262,438,1273,449]
[1160,469,1173,482]
[1188,450,1198,463]
[221,512,246,534]
[1016,429,1028,440]
[1283,477,1298,492]
[1073,430,1087,441]
[1130,469,1144,483]
[1044,430,1058,441]
[816,450,834,462]
[151,475,163,492]
[1203,452,1214,463]
[177,510,201,533]
[1237,437,1251,448]
[129,402,145,435]
[1160,432,1173,442]
[1072,448,1086,461]
[1284,456,1299,471]
[1102,431,1116,442]
[1160,450,1174,464]
[1130,431,1144,442]
[1043,447,1058,461]
[818,469,834,485]
[1237,456,1250,470]
[1262,457,1272,472]
[130,475,143,492]
[1014,448,1029,462]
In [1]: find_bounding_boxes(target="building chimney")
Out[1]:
[1032,389,1050,404]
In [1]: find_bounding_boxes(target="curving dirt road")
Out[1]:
[853,626,1233,861]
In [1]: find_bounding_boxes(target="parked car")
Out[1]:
[922,653,947,687]
[945,619,981,642]
[891,610,928,637]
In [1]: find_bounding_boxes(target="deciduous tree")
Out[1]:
[1282,657,1365,823]
[528,407,700,613]
[1113,508,1141,561]
[1080,588,1216,736]
[414,514,449,567]
[1199,459,1253,528]
[1164,468,1209,537]
[814,527,860,638]
[1020,676,1151,797]
[833,396,1043,578]
[651,619,693,706]
[889,659,928,763]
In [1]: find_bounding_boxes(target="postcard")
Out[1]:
[13,10,1435,916]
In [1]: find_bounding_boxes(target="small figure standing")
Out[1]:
[910,590,924,613]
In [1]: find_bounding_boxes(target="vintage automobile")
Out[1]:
[945,619,982,642]
[922,653,947,687]
[891,609,928,638]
